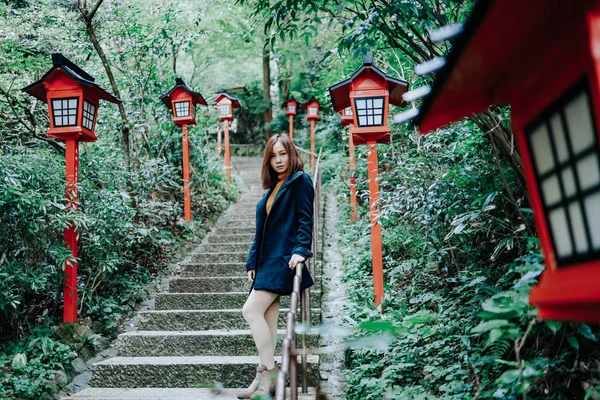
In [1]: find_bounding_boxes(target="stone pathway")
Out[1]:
[317,192,349,399]
[63,157,321,400]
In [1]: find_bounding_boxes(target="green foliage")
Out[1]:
[0,326,75,399]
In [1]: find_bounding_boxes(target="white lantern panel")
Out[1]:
[548,207,573,258]
[359,116,367,126]
[565,91,595,155]
[374,115,383,125]
[174,101,190,117]
[373,98,384,109]
[344,107,352,116]
[550,114,569,163]
[51,97,79,127]
[584,191,600,250]
[288,105,296,113]
[576,154,600,191]
[530,123,554,175]
[356,99,366,109]
[568,201,589,254]
[561,167,576,197]
[219,104,230,117]
[541,175,561,206]
[354,97,385,127]
[309,107,318,116]
[82,100,96,131]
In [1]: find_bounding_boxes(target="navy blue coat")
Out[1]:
[246,171,315,294]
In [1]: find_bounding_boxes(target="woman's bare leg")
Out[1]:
[264,295,281,353]
[242,289,278,369]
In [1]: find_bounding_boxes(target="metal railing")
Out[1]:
[276,149,323,400]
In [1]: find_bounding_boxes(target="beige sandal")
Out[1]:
[237,365,267,399]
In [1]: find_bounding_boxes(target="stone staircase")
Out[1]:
[65,157,321,399]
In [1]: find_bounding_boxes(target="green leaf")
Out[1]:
[544,320,562,334]
[567,336,579,350]
[578,324,597,342]
[471,320,511,334]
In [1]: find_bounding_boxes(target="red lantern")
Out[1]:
[302,97,321,169]
[214,92,242,183]
[413,0,600,323]
[160,78,207,222]
[22,53,120,323]
[282,97,298,140]
[329,53,409,307]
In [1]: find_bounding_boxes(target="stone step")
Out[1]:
[170,276,323,293]
[214,227,256,235]
[194,243,252,253]
[169,277,249,293]
[64,387,317,399]
[116,329,319,357]
[154,291,320,310]
[190,252,248,263]
[207,234,254,244]
[90,355,319,388]
[217,220,255,228]
[179,263,247,277]
[137,309,321,331]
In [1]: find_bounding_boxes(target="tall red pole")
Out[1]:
[349,125,357,222]
[217,128,222,159]
[181,125,192,221]
[224,119,231,183]
[289,115,294,140]
[367,142,384,307]
[310,119,316,170]
[64,139,79,323]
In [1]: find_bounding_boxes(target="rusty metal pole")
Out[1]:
[367,142,384,307]
[224,120,231,183]
[181,125,192,221]
[349,125,358,222]
[64,139,79,323]
[310,120,316,170]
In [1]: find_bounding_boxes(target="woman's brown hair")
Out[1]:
[261,133,304,189]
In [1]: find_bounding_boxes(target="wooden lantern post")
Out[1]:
[215,92,241,184]
[283,98,298,140]
[160,78,207,222]
[404,0,600,323]
[302,97,320,170]
[329,53,408,307]
[22,53,120,323]
[341,107,358,221]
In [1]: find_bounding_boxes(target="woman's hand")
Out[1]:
[288,254,306,270]
[247,270,255,283]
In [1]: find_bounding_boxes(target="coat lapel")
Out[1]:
[267,171,303,216]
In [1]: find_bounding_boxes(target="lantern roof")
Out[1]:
[22,53,120,103]
[160,78,207,108]
[329,53,408,113]
[301,96,320,110]
[282,97,298,108]
[415,0,561,133]
[214,90,242,108]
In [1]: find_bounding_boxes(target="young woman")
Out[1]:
[238,133,315,399]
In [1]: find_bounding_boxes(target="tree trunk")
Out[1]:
[262,45,272,140]
[79,0,136,205]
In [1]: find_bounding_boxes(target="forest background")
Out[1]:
[1,0,600,399]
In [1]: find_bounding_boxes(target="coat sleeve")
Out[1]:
[292,174,315,258]
[246,232,259,272]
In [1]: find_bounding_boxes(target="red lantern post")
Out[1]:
[283,98,298,140]
[409,0,600,323]
[329,53,408,307]
[22,53,120,323]
[340,107,358,221]
[302,97,320,170]
[215,92,241,184]
[160,78,207,221]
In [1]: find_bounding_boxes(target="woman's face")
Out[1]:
[270,141,289,175]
